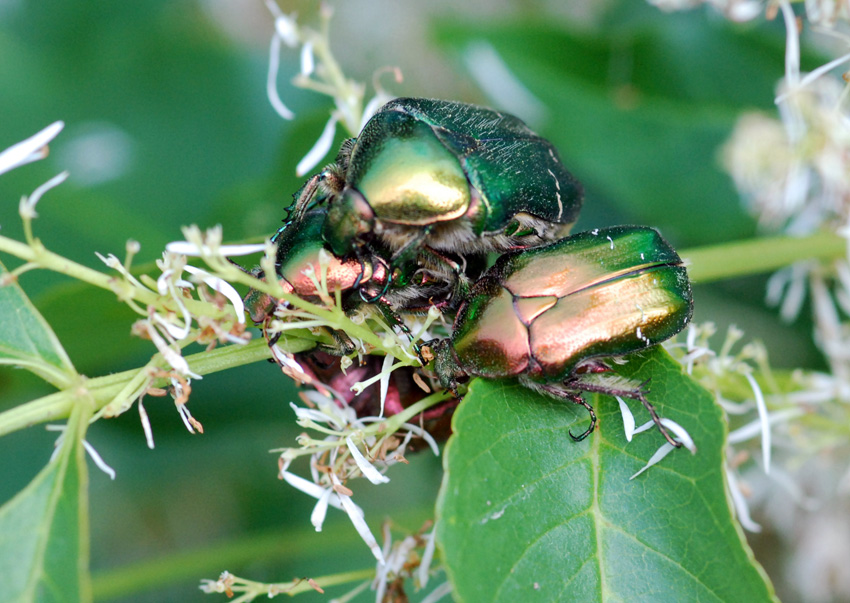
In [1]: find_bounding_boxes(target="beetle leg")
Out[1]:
[289,172,324,222]
[358,253,393,303]
[568,378,683,448]
[389,225,432,268]
[372,299,426,365]
[634,389,682,449]
[535,383,597,442]
[352,255,367,290]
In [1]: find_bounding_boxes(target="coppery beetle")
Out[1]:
[429,226,693,445]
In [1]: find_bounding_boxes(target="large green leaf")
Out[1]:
[0,407,91,603]
[0,260,75,388]
[436,347,776,602]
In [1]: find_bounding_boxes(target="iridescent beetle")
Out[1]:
[429,226,693,445]
[288,97,584,296]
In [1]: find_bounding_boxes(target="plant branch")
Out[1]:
[681,231,846,284]
[0,336,315,438]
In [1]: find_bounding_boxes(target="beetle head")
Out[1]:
[430,339,468,394]
[324,187,375,256]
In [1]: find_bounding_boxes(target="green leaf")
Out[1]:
[0,260,75,388]
[436,347,776,602]
[0,406,91,603]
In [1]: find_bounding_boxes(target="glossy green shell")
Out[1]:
[344,97,583,234]
[244,210,383,323]
[450,226,693,382]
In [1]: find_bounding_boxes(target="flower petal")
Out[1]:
[310,487,332,532]
[165,241,266,257]
[82,439,116,480]
[725,466,762,532]
[266,34,295,120]
[296,115,338,177]
[742,371,770,473]
[184,265,246,324]
[630,442,676,480]
[19,171,69,219]
[346,436,390,484]
[330,473,385,564]
[0,121,64,177]
[658,418,697,454]
[616,396,635,442]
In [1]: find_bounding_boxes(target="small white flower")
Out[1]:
[265,0,299,47]
[346,435,390,485]
[142,321,201,379]
[19,171,68,220]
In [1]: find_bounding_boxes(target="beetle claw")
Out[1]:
[635,392,682,448]
[536,384,597,442]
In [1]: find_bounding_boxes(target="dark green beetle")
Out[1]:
[430,226,693,445]
[290,97,584,293]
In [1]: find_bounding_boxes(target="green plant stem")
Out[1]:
[91,506,435,600]
[0,234,227,317]
[0,336,315,438]
[0,235,154,301]
[681,231,846,283]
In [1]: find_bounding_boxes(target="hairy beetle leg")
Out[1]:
[570,378,683,448]
[537,384,597,442]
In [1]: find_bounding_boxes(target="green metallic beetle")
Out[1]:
[290,97,584,293]
[430,226,693,445]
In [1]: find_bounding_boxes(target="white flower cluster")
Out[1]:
[264,0,400,176]
[720,2,850,397]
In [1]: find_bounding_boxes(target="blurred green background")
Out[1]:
[0,0,828,601]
